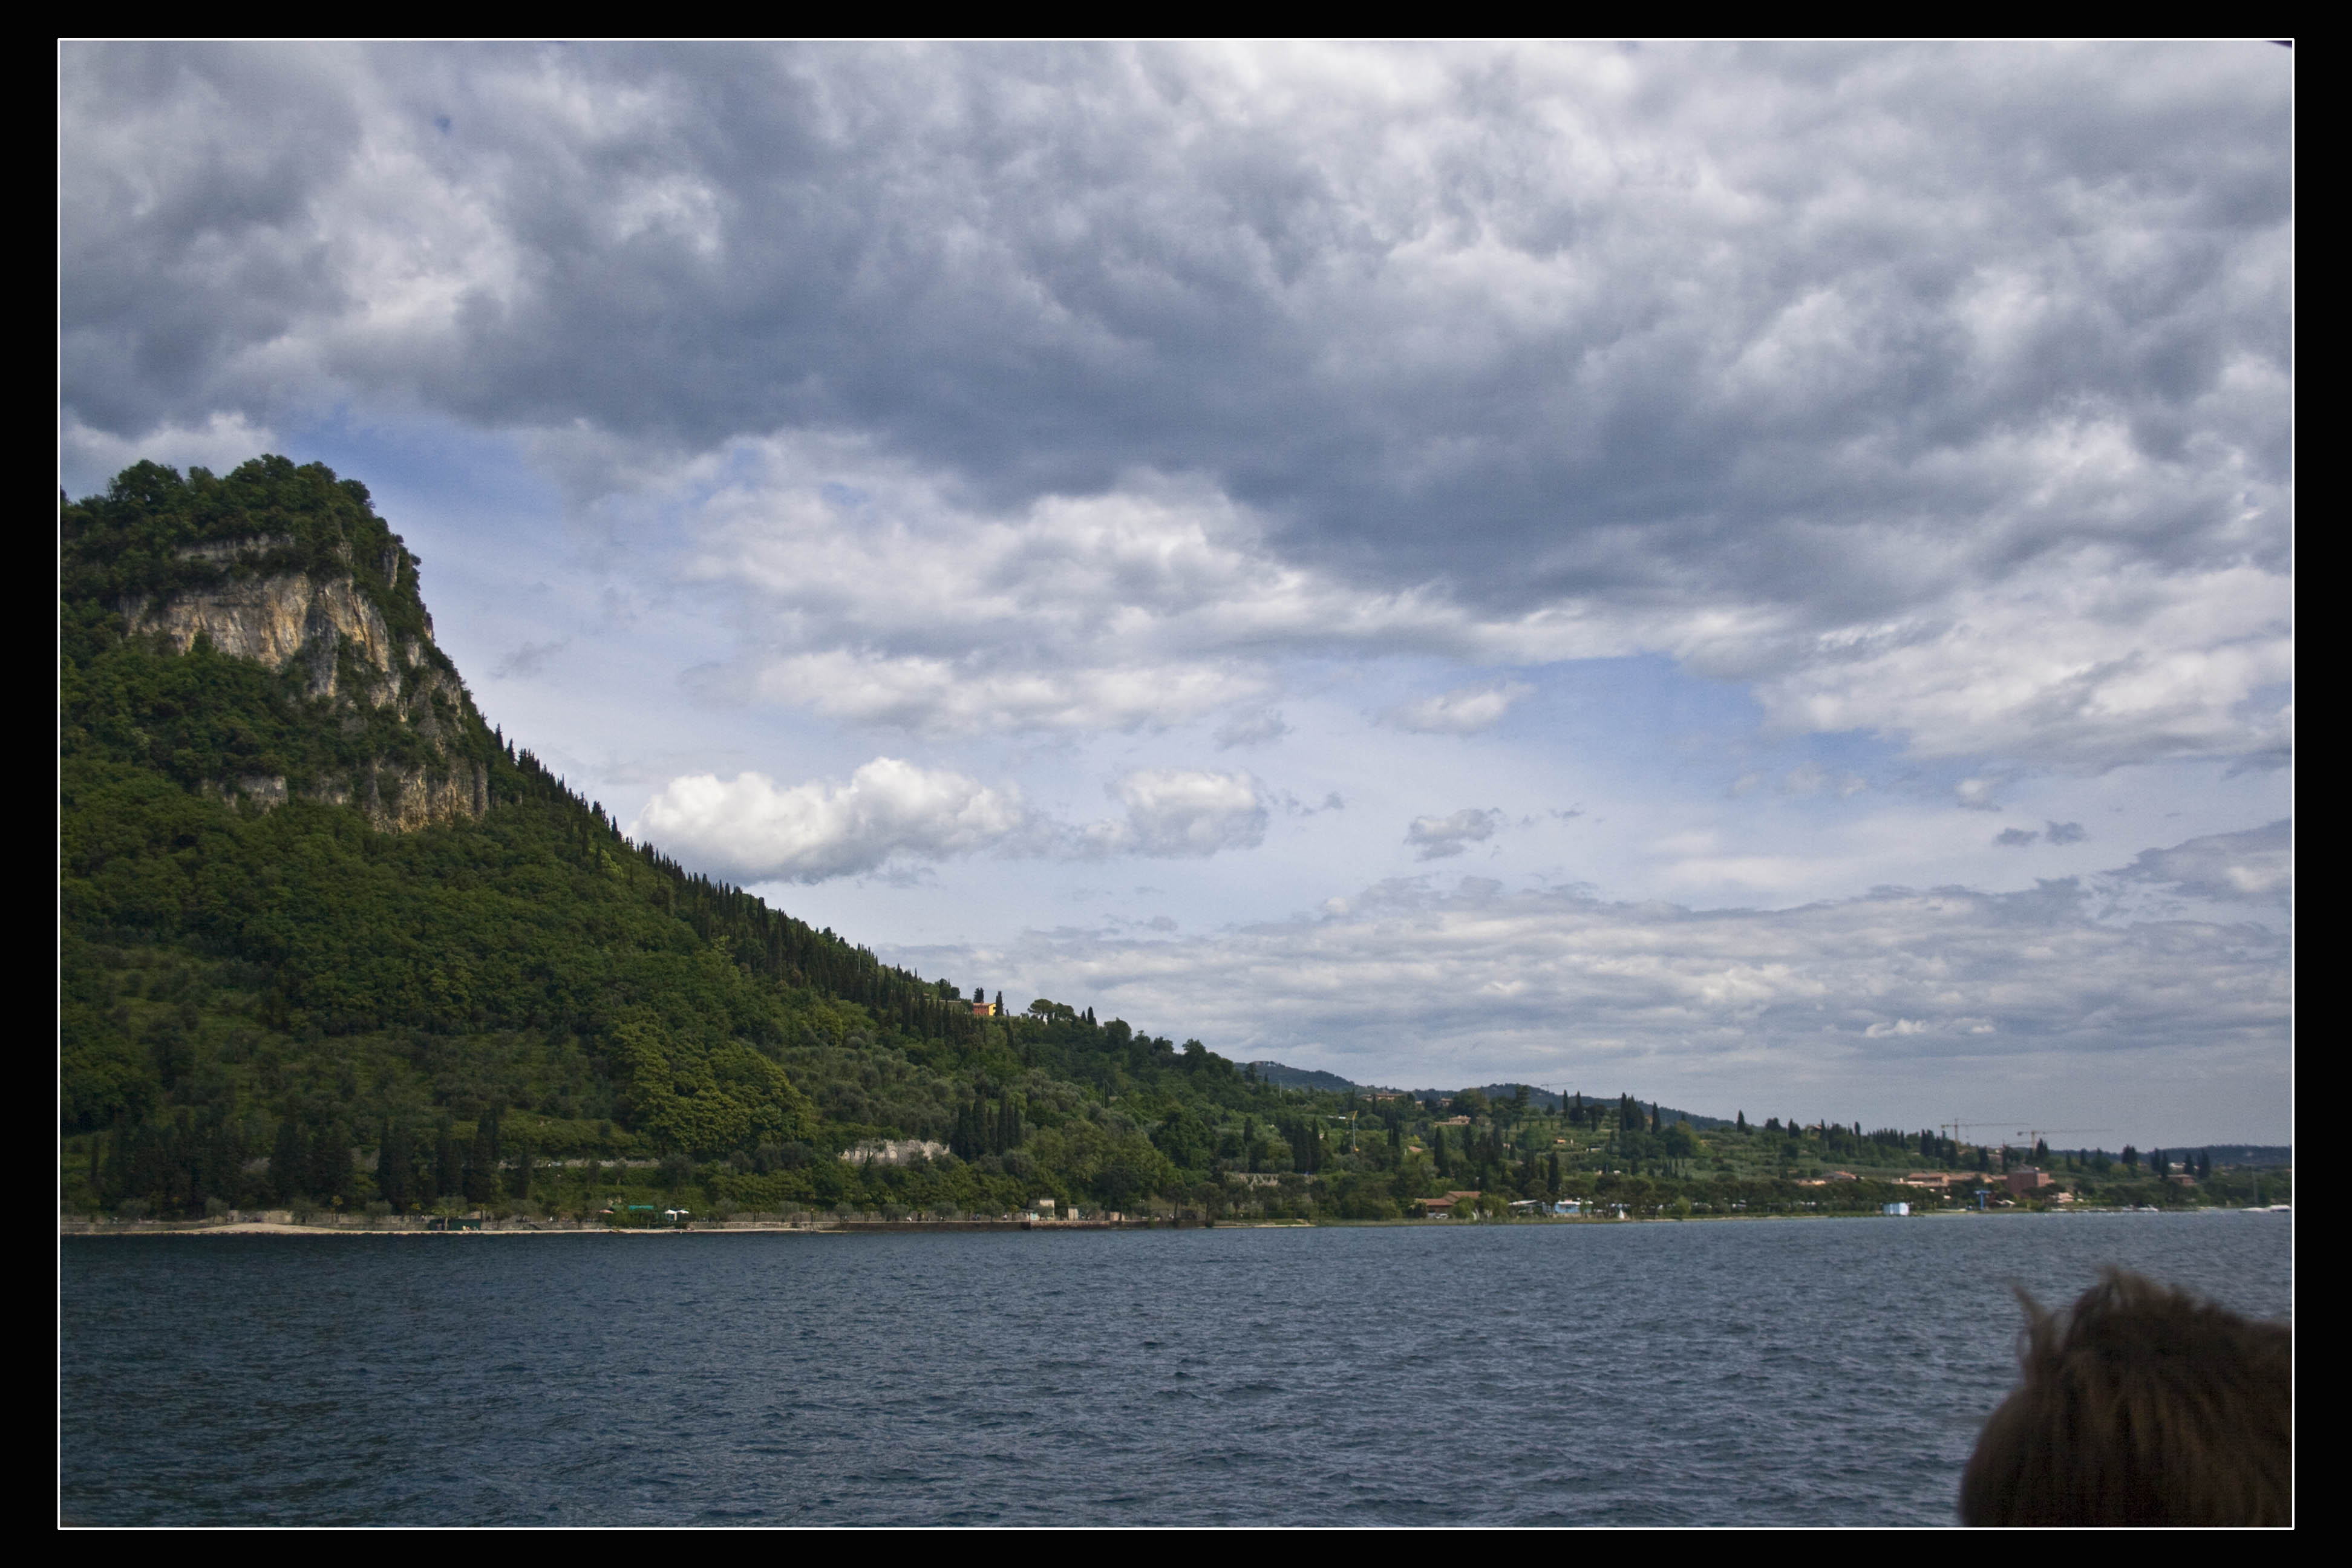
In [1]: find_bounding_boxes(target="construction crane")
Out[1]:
[1939,1119,2022,1147]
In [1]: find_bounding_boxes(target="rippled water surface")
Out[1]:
[61,1212,2290,1526]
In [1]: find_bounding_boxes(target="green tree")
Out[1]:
[377,1120,414,1210]
[269,1116,305,1204]
[506,1130,535,1200]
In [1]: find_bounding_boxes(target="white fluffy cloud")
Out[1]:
[633,758,1025,882]
[633,759,1273,878]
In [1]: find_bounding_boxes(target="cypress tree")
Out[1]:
[466,1117,496,1203]
[378,1120,413,1210]
[436,1120,464,1199]
[506,1132,535,1200]
[97,1126,122,1209]
[270,1115,305,1203]
[308,1122,353,1203]
[194,1111,238,1211]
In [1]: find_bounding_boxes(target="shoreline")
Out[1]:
[62,1205,2279,1239]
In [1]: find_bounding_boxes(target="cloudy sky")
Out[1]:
[60,42,2292,1144]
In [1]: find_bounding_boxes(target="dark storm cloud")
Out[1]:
[62,41,2291,631]
[60,44,366,434]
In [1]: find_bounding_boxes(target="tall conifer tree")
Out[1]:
[307,1122,348,1203]
[466,1117,496,1203]
[270,1116,305,1203]
[506,1131,534,1200]
[378,1120,413,1210]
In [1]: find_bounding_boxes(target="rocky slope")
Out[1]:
[70,457,492,832]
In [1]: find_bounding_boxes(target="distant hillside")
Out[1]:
[1455,1086,1734,1130]
[1248,1066,1734,1130]
[1246,1062,1383,1094]
[2056,1144,2292,1168]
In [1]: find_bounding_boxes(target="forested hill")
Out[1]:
[62,457,1255,1219]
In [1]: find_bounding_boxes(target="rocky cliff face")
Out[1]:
[125,570,395,701]
[121,537,489,834]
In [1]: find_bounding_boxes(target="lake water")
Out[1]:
[60,1212,2291,1526]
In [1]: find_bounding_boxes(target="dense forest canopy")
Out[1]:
[59,459,2284,1223]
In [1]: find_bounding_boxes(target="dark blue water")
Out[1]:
[60,1212,2290,1526]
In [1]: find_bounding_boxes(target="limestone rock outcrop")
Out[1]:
[360,760,491,833]
[125,552,488,834]
[212,760,491,834]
